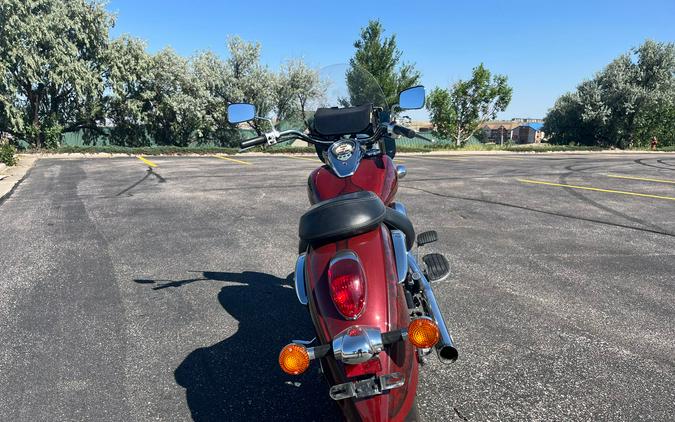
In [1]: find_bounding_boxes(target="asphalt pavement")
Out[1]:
[1,153,674,421]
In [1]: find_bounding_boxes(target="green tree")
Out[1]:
[347,20,420,108]
[105,36,153,146]
[222,36,274,136]
[0,0,113,148]
[426,88,455,139]
[191,50,234,146]
[272,59,324,128]
[144,48,204,147]
[427,64,512,145]
[544,40,675,148]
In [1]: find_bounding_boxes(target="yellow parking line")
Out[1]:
[606,173,675,185]
[214,155,252,165]
[517,179,675,202]
[285,155,321,163]
[137,156,157,168]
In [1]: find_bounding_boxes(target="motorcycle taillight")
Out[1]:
[328,254,366,319]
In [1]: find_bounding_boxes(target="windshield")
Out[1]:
[272,63,387,134]
[314,63,388,111]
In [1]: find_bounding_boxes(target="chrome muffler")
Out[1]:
[407,254,458,363]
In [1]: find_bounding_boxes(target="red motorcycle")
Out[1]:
[227,66,457,421]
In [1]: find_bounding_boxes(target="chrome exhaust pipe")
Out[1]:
[407,254,458,363]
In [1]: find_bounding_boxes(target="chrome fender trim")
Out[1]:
[396,164,407,179]
[391,230,408,283]
[294,253,308,305]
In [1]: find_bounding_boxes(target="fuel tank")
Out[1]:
[307,154,398,205]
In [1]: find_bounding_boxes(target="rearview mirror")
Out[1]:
[227,103,256,124]
[398,86,425,110]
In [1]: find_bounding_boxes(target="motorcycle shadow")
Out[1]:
[172,271,339,422]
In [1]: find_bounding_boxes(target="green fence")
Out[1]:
[56,128,470,149]
[60,129,256,148]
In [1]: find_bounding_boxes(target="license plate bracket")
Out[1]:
[328,372,405,400]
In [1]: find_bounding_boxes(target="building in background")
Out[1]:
[512,122,545,143]
[480,119,545,144]
[482,121,521,144]
[401,117,545,144]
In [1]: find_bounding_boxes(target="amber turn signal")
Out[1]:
[279,343,310,375]
[407,317,440,349]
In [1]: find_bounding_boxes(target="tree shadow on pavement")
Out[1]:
[115,168,166,197]
[137,271,339,422]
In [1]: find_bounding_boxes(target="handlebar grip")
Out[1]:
[393,125,416,139]
[240,135,267,149]
[415,133,435,143]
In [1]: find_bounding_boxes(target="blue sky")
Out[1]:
[106,0,675,119]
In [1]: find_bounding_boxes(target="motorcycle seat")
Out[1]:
[299,191,415,250]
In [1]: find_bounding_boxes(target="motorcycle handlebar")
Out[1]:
[239,124,432,150]
[392,124,416,139]
[239,130,334,150]
[389,123,434,143]
[414,132,435,143]
[240,134,268,149]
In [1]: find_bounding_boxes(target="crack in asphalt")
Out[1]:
[453,407,469,421]
[401,185,675,238]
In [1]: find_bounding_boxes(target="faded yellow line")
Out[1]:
[137,156,157,168]
[214,155,252,165]
[285,155,321,163]
[606,173,675,185]
[518,179,675,202]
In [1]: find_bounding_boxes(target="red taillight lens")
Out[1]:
[328,255,366,319]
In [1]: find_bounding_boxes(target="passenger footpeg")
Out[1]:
[422,253,450,282]
[417,230,438,246]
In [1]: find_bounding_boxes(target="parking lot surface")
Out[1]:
[1,153,674,421]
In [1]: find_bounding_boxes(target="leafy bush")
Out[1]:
[0,143,18,166]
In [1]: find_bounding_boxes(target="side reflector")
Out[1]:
[407,318,440,349]
[279,344,310,375]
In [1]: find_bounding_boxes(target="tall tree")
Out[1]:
[348,20,420,108]
[544,40,675,148]
[0,0,113,147]
[427,64,512,145]
[222,36,273,134]
[105,36,153,146]
[192,50,234,146]
[144,48,204,147]
[425,88,455,140]
[272,59,324,128]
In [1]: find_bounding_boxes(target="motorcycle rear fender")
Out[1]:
[305,225,418,421]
